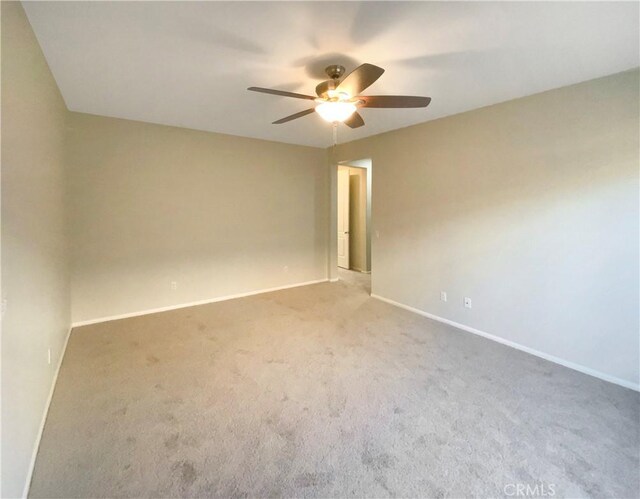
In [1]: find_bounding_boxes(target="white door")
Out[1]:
[337,169,350,269]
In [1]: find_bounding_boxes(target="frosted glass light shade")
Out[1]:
[315,101,357,123]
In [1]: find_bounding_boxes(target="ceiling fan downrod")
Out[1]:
[315,65,346,100]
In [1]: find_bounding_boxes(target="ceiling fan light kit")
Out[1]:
[315,101,358,123]
[248,63,431,130]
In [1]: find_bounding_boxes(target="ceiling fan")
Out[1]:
[248,63,431,129]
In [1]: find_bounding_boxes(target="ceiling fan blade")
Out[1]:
[344,111,365,129]
[336,63,385,97]
[359,95,431,108]
[272,108,316,124]
[248,87,316,100]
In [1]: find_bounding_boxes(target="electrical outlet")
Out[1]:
[283,265,289,273]
[440,291,447,302]
[1,298,6,318]
[375,230,380,239]
[170,281,177,291]
[48,348,51,365]
[464,297,472,309]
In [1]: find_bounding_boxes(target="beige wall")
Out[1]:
[348,168,367,272]
[67,112,328,323]
[334,69,640,387]
[1,2,71,497]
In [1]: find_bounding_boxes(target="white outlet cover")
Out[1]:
[464,297,472,309]
[440,291,447,302]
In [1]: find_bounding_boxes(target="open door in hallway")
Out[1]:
[337,168,350,269]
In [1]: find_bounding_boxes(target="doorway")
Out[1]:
[337,167,351,269]
[336,159,371,276]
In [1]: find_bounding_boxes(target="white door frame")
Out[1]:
[329,158,372,282]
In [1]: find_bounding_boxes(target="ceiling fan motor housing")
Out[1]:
[316,65,346,98]
[315,79,337,98]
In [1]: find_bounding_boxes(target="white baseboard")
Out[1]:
[24,278,329,495]
[371,293,639,392]
[72,278,329,328]
[22,287,636,499]
[22,325,73,498]
[329,278,339,282]
[349,267,371,274]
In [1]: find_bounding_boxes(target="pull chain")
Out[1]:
[330,122,339,168]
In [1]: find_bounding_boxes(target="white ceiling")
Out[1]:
[24,1,639,148]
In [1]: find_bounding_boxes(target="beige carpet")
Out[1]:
[30,270,639,498]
